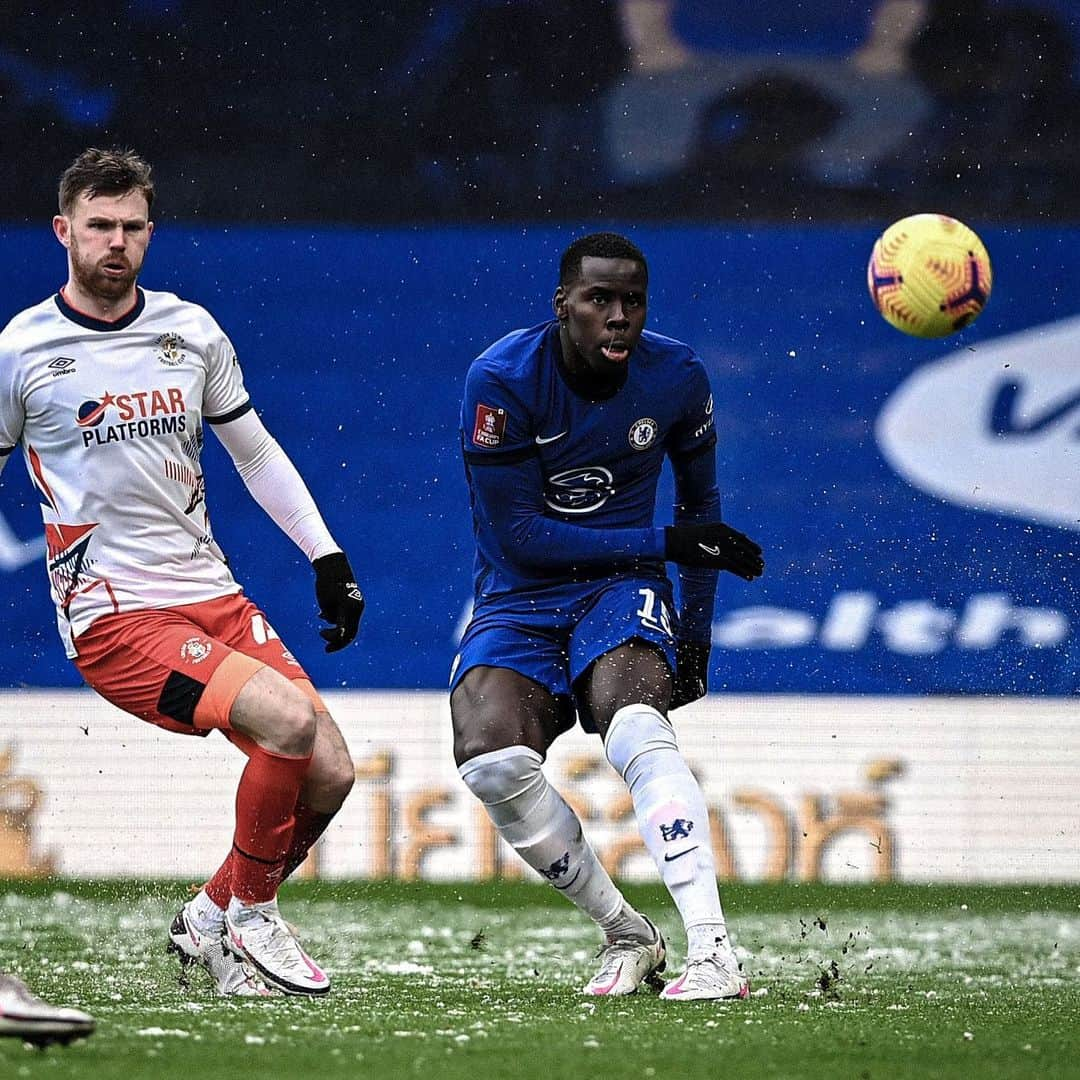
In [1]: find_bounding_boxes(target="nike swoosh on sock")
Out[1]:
[663,846,699,862]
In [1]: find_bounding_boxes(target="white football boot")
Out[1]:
[660,944,749,1002]
[224,899,330,996]
[582,916,666,996]
[168,905,275,997]
[0,973,95,1046]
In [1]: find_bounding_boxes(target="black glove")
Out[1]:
[664,522,764,580]
[671,639,710,710]
[312,552,365,653]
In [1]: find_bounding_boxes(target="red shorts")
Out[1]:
[73,593,318,736]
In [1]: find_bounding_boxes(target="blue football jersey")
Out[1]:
[460,320,719,620]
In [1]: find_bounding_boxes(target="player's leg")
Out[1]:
[72,607,276,997]
[452,663,663,996]
[172,664,326,996]
[183,695,350,998]
[282,691,355,880]
[197,684,353,917]
[222,666,318,891]
[574,582,748,1002]
[163,663,334,997]
[169,595,352,996]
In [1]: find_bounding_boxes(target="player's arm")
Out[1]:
[210,409,364,652]
[462,364,664,568]
[467,448,762,574]
[462,361,759,574]
[661,355,763,579]
[467,445,666,569]
[665,362,763,708]
[668,440,722,708]
[0,345,24,483]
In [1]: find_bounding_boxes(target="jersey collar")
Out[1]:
[552,322,629,402]
[54,287,146,331]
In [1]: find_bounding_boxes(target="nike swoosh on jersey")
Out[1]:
[663,846,700,862]
[534,431,568,445]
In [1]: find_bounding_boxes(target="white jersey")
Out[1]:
[0,287,248,656]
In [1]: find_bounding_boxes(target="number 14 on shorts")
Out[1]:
[637,588,673,637]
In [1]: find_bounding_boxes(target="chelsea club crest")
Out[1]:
[628,417,658,451]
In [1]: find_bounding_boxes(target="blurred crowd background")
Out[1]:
[1,1,1076,698]
[2,0,1079,224]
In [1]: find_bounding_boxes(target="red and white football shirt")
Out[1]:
[0,287,250,656]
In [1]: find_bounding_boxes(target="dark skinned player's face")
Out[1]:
[553,256,648,378]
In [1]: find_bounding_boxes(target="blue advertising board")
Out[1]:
[0,223,1075,694]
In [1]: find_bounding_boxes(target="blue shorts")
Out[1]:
[450,574,678,731]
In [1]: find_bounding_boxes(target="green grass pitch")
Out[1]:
[1,879,1077,1078]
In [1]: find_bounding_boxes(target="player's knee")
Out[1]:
[229,667,319,757]
[296,734,353,811]
[458,746,544,807]
[451,713,521,768]
[323,754,355,806]
[588,642,670,727]
[264,695,318,758]
[604,703,678,778]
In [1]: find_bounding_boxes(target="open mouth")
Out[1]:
[600,341,630,363]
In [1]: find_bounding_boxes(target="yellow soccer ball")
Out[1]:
[867,214,992,338]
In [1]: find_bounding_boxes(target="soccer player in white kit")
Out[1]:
[0,148,364,997]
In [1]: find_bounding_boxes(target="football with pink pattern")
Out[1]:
[867,214,992,338]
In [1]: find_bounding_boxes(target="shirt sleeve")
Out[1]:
[211,408,340,562]
[462,359,665,571]
[0,344,25,476]
[202,326,252,423]
[667,351,717,459]
[668,358,722,642]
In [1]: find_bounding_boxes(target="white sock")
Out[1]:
[686,920,732,958]
[187,888,225,934]
[460,746,652,943]
[226,896,277,926]
[605,704,729,957]
[600,899,658,944]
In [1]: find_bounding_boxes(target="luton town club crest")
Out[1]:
[156,332,186,367]
[180,637,213,664]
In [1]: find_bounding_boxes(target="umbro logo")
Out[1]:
[48,356,77,377]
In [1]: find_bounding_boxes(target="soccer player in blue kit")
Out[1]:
[451,232,764,1001]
